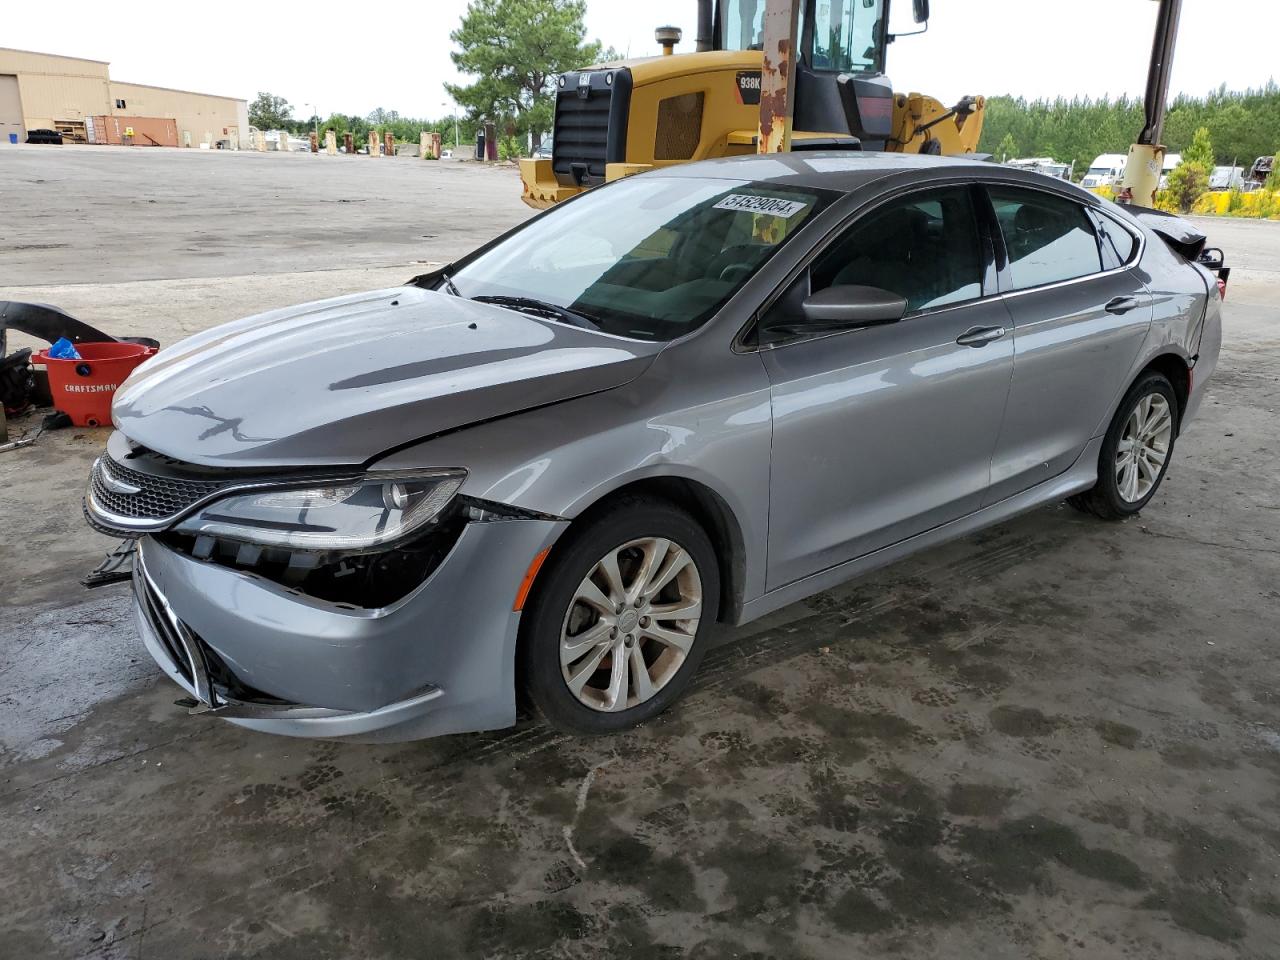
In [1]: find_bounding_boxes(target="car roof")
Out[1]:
[644,150,1085,196]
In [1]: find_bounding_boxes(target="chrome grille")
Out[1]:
[90,455,227,522]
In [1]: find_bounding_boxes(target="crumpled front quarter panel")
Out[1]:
[374,342,776,605]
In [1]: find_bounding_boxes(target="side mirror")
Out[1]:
[913,0,930,23]
[800,285,907,327]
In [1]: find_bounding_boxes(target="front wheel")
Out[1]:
[1069,371,1178,520]
[519,496,720,735]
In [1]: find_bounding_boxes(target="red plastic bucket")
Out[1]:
[35,342,156,427]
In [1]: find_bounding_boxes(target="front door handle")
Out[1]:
[956,325,1007,347]
[1105,296,1141,315]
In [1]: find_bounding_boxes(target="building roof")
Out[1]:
[0,46,109,65]
[110,79,246,104]
[0,47,245,103]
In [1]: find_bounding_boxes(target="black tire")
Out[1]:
[1068,371,1178,520]
[519,494,720,735]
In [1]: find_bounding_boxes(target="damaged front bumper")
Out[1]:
[130,516,566,741]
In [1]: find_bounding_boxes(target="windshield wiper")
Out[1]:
[441,271,461,297]
[471,295,601,331]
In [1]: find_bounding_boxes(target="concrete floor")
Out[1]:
[1,147,1279,959]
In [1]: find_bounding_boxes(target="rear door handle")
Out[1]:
[956,325,1007,347]
[1105,296,1141,315]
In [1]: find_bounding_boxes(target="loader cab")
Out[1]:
[716,0,919,149]
[523,0,968,209]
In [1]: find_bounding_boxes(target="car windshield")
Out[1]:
[451,176,835,341]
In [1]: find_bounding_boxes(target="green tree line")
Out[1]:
[979,81,1280,177]
[315,109,478,151]
[249,91,478,151]
[247,2,610,158]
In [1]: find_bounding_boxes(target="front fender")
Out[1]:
[372,359,774,605]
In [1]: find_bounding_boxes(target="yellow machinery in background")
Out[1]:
[520,0,983,209]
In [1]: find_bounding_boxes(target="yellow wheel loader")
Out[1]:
[519,0,984,209]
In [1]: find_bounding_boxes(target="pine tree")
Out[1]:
[977,86,1280,185]
[446,0,604,156]
[1182,126,1216,170]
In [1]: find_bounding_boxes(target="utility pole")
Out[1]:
[442,101,459,150]
[1119,0,1183,205]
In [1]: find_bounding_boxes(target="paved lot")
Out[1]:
[1,147,1278,959]
[3,143,529,285]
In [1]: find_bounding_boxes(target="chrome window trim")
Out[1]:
[995,258,1144,304]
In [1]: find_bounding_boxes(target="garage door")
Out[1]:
[0,75,23,144]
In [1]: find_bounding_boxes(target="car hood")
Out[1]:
[112,286,661,468]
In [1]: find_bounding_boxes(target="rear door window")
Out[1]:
[989,187,1103,291]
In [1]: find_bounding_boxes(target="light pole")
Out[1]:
[304,103,319,144]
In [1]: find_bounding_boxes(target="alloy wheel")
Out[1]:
[559,537,702,712]
[1115,393,1172,503]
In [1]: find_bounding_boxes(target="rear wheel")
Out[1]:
[1069,371,1178,520]
[520,496,719,735]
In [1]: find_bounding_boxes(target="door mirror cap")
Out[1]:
[800,285,908,327]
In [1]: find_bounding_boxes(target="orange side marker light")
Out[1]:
[513,547,552,611]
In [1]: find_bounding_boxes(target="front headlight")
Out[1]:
[174,470,466,550]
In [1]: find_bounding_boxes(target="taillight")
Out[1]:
[1217,277,1227,300]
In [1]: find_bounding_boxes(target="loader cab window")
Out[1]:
[810,0,885,72]
[722,0,804,51]
[722,0,764,50]
[721,0,883,73]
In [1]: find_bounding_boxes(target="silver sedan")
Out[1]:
[85,153,1224,740]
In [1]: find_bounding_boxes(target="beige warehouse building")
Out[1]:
[0,48,247,148]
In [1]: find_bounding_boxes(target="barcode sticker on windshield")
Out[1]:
[714,194,808,218]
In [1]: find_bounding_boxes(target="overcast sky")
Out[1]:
[5,1,1276,119]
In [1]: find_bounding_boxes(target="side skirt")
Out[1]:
[736,436,1103,626]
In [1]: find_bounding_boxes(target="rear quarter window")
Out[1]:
[1092,211,1140,269]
